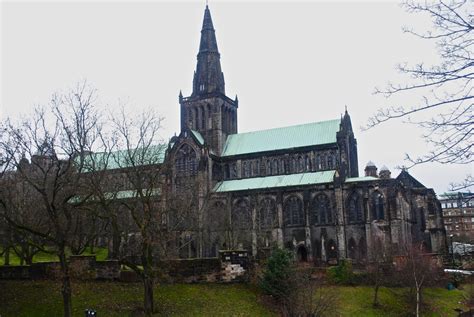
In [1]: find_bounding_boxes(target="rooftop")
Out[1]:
[221,119,340,157]
[213,170,335,192]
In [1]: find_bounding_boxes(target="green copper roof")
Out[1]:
[69,188,160,204]
[77,144,166,172]
[221,119,340,157]
[191,130,205,146]
[213,170,335,192]
[345,176,378,183]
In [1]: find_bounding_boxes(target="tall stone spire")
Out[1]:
[192,5,225,96]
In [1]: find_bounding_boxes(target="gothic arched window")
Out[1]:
[315,154,321,170]
[253,160,259,176]
[243,161,250,178]
[200,105,206,130]
[259,198,277,228]
[290,157,297,173]
[371,191,385,220]
[311,194,332,225]
[298,156,304,172]
[348,193,364,223]
[232,199,251,229]
[175,144,197,177]
[284,196,304,226]
[327,152,335,169]
[320,153,327,170]
[305,155,311,171]
[272,159,279,175]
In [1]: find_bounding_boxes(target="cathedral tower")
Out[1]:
[179,5,238,155]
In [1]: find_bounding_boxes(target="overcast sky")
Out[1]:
[1,0,472,194]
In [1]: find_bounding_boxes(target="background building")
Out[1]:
[439,192,474,243]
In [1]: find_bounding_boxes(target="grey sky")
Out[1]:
[1,0,471,194]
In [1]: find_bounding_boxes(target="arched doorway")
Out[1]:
[348,238,357,260]
[296,245,308,262]
[327,239,337,260]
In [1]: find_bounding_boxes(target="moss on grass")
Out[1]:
[0,281,470,317]
[0,281,275,317]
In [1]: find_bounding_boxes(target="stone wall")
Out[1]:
[0,257,120,280]
[0,252,248,283]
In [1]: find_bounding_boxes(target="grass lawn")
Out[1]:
[0,280,470,316]
[0,280,275,317]
[333,285,470,317]
[0,247,108,266]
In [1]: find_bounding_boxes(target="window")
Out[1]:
[232,199,251,229]
[284,196,304,226]
[175,144,197,177]
[253,160,259,176]
[290,157,297,173]
[348,193,364,223]
[259,198,277,228]
[311,194,332,225]
[230,163,237,178]
[200,106,206,130]
[327,153,334,169]
[243,161,249,177]
[266,160,272,175]
[315,154,321,170]
[320,154,326,170]
[298,156,304,172]
[305,155,311,171]
[371,191,384,220]
[272,159,279,175]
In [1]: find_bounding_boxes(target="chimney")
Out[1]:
[365,161,378,177]
[379,165,391,179]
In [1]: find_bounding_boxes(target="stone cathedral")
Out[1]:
[122,6,446,264]
[164,6,447,263]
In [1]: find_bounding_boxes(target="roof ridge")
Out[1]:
[229,118,341,137]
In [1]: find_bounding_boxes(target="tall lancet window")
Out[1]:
[175,144,198,177]
[371,191,385,220]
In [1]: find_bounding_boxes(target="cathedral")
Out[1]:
[165,5,447,263]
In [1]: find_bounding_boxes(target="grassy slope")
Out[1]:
[0,281,470,317]
[0,281,275,317]
[0,247,108,266]
[333,286,469,317]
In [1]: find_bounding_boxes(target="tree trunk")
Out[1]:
[59,249,73,317]
[373,283,380,307]
[111,231,121,259]
[4,246,10,266]
[416,287,420,317]
[26,253,34,265]
[143,275,154,316]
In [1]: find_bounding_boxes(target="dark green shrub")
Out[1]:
[327,259,353,284]
[259,248,294,299]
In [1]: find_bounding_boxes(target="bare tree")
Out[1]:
[399,242,440,317]
[282,270,339,317]
[367,0,473,190]
[110,109,165,315]
[0,82,101,317]
[0,173,45,265]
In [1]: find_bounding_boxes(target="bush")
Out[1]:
[259,248,294,299]
[327,259,353,284]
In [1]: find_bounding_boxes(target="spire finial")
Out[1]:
[192,4,225,96]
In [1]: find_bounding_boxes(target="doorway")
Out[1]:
[296,245,308,262]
